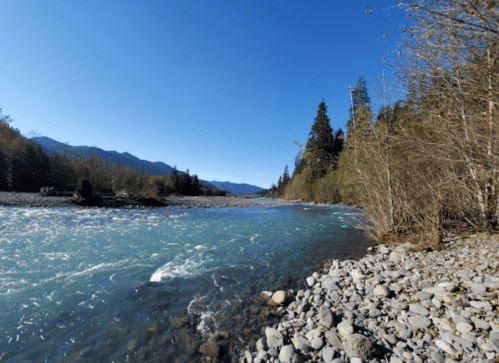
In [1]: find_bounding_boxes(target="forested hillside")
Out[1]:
[0,116,226,197]
[266,0,499,244]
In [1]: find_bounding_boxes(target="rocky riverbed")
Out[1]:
[164,196,296,209]
[0,191,74,207]
[0,192,293,208]
[240,235,499,363]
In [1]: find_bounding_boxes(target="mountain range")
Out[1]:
[31,136,263,195]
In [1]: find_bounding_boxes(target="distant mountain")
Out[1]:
[32,136,174,175]
[206,181,263,195]
[31,136,263,195]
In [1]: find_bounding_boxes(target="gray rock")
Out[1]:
[278,345,296,363]
[393,346,407,358]
[489,337,499,353]
[373,285,390,297]
[256,338,266,352]
[323,347,336,363]
[408,315,432,329]
[325,331,344,351]
[293,336,310,352]
[435,339,458,355]
[369,308,383,318]
[296,303,310,314]
[439,318,456,331]
[470,301,493,311]
[268,348,278,357]
[265,327,284,349]
[311,337,324,350]
[324,278,340,291]
[470,283,487,293]
[344,334,377,360]
[320,305,334,328]
[245,350,253,363]
[383,333,397,345]
[306,276,316,287]
[409,303,429,316]
[415,291,434,300]
[452,315,470,325]
[430,351,445,363]
[338,320,354,337]
[456,322,473,333]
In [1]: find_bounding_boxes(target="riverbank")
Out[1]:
[0,192,295,208]
[239,234,499,363]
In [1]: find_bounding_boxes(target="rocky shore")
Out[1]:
[165,196,296,209]
[0,192,294,209]
[240,235,499,363]
[0,191,74,207]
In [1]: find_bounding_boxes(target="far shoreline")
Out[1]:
[0,192,299,209]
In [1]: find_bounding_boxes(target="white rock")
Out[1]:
[456,322,473,333]
[350,269,365,281]
[306,276,315,287]
[337,320,354,337]
[373,285,390,297]
[267,290,286,306]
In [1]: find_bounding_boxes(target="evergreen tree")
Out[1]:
[283,165,290,184]
[178,169,191,195]
[333,128,344,160]
[0,149,7,190]
[170,165,179,193]
[305,100,335,178]
[293,152,304,177]
[191,175,200,196]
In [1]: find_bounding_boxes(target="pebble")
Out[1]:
[278,344,296,363]
[243,238,499,363]
[337,320,354,337]
[409,303,429,316]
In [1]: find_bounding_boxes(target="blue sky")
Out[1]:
[0,0,402,189]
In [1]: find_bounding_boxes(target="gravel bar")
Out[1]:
[0,192,73,207]
[0,192,296,209]
[240,235,499,363]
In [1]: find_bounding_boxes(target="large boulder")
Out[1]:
[344,334,378,360]
[72,179,101,206]
[40,186,57,196]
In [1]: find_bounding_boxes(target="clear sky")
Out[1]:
[0,0,402,189]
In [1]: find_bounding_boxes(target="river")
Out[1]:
[0,203,372,362]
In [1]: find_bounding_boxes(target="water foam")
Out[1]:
[150,257,205,282]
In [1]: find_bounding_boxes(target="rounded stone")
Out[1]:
[338,320,354,337]
[373,285,390,297]
[456,322,473,333]
[409,303,429,316]
[408,315,432,329]
[199,342,220,358]
[278,345,296,363]
[311,337,324,350]
[267,290,286,306]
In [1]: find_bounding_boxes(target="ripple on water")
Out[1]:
[0,204,371,363]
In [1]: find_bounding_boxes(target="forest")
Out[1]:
[264,0,499,245]
[0,115,225,198]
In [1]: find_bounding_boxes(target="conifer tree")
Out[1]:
[284,165,290,182]
[0,149,7,190]
[170,166,179,193]
[333,128,344,163]
[305,100,335,178]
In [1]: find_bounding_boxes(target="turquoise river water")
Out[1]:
[0,203,371,362]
